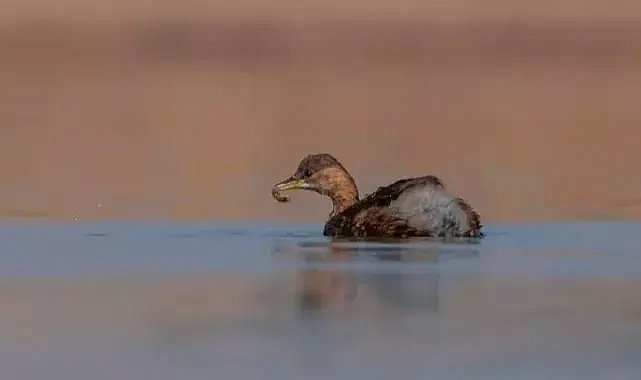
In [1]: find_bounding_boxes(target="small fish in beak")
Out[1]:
[272,189,290,202]
[271,178,311,203]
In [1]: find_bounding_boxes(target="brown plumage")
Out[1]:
[272,153,483,238]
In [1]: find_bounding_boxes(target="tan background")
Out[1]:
[2,0,641,222]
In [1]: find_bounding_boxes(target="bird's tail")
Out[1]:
[454,197,484,237]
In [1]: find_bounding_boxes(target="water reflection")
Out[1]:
[272,239,481,262]
[143,239,481,346]
[271,240,480,315]
[4,223,641,379]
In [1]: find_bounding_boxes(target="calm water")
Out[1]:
[1,220,640,379]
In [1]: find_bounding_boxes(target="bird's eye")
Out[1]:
[304,170,312,177]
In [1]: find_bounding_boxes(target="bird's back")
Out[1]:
[323,176,482,238]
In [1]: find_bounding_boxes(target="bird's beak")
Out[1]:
[273,177,309,191]
[271,177,311,202]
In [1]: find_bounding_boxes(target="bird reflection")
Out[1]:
[272,240,479,316]
[144,239,479,349]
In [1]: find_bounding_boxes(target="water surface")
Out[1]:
[1,221,640,379]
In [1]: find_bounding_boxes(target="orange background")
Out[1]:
[2,0,641,222]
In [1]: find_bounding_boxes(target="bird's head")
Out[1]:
[271,154,358,212]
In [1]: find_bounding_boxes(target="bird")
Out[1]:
[271,153,483,238]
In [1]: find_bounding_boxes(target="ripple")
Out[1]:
[85,232,109,237]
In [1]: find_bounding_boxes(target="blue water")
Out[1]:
[1,220,640,379]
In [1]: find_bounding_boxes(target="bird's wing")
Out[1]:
[324,176,446,238]
[389,181,483,237]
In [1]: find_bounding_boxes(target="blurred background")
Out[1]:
[2,0,641,222]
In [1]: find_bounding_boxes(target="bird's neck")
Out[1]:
[328,180,359,217]
[318,166,360,218]
[330,192,358,217]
